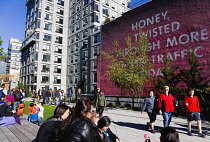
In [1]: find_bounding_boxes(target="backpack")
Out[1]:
[13,91,23,101]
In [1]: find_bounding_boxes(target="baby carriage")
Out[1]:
[17,104,25,117]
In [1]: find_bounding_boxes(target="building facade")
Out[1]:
[6,38,22,82]
[20,0,130,93]
[67,0,130,94]
[20,0,69,91]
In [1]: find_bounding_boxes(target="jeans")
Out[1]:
[13,101,20,110]
[38,116,43,126]
[55,97,60,105]
[68,97,72,104]
[45,97,49,104]
[162,112,172,127]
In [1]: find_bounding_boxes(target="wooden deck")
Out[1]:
[0,119,39,142]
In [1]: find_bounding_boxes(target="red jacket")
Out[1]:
[158,93,174,112]
[184,96,200,114]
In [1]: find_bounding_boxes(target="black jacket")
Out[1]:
[0,101,14,117]
[59,118,93,142]
[33,117,63,142]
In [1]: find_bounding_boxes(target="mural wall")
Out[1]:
[98,0,210,95]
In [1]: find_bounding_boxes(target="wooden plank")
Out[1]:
[21,122,39,136]
[7,124,31,142]
[13,123,36,141]
[0,128,10,142]
[21,120,40,131]
[0,126,21,142]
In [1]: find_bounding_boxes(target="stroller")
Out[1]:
[17,104,25,117]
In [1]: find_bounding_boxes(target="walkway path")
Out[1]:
[104,108,210,142]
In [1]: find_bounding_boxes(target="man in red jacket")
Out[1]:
[184,89,205,138]
[158,86,175,127]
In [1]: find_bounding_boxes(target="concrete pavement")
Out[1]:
[104,108,210,142]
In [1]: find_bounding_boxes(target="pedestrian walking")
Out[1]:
[184,88,205,138]
[141,90,157,133]
[54,89,61,106]
[96,89,106,118]
[67,89,72,104]
[158,86,175,127]
[76,88,82,102]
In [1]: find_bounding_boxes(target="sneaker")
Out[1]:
[198,133,205,138]
[147,122,151,130]
[151,129,156,133]
[187,132,193,136]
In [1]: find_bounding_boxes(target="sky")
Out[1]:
[0,0,150,52]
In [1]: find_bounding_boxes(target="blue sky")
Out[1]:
[0,0,150,52]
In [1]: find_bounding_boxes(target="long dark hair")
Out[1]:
[98,116,111,129]
[58,98,92,131]
[160,127,180,142]
[54,104,70,118]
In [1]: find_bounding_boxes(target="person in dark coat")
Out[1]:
[0,95,15,117]
[141,90,158,133]
[58,98,94,142]
[33,104,71,142]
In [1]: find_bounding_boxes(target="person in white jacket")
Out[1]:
[37,102,44,126]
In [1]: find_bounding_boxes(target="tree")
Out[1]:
[0,74,15,84]
[104,15,111,23]
[102,31,153,97]
[154,53,181,95]
[180,50,210,111]
[0,36,6,59]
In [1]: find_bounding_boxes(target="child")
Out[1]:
[36,102,44,126]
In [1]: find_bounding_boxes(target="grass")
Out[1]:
[24,101,56,122]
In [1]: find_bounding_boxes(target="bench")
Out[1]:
[0,119,39,142]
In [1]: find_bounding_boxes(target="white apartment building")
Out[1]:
[20,0,69,91]
[6,38,22,81]
[20,0,130,93]
[67,0,130,94]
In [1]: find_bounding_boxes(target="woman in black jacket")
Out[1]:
[58,98,94,142]
[34,104,72,142]
[0,95,15,117]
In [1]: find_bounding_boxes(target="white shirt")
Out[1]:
[37,105,44,118]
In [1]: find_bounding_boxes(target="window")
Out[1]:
[45,13,53,20]
[43,43,51,51]
[75,33,80,41]
[42,64,50,72]
[94,33,100,44]
[82,51,88,60]
[44,22,52,31]
[46,3,53,11]
[83,17,88,27]
[94,13,99,22]
[83,6,88,16]
[44,34,51,41]
[83,0,89,6]
[43,54,50,62]
[42,76,49,82]
[56,25,63,34]
[54,76,61,84]
[83,29,88,38]
[83,40,88,49]
[76,22,80,30]
[57,17,63,24]
[58,0,64,6]
[55,46,62,53]
[54,66,61,73]
[35,10,41,18]
[55,36,62,44]
[57,8,64,15]
[102,6,108,15]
